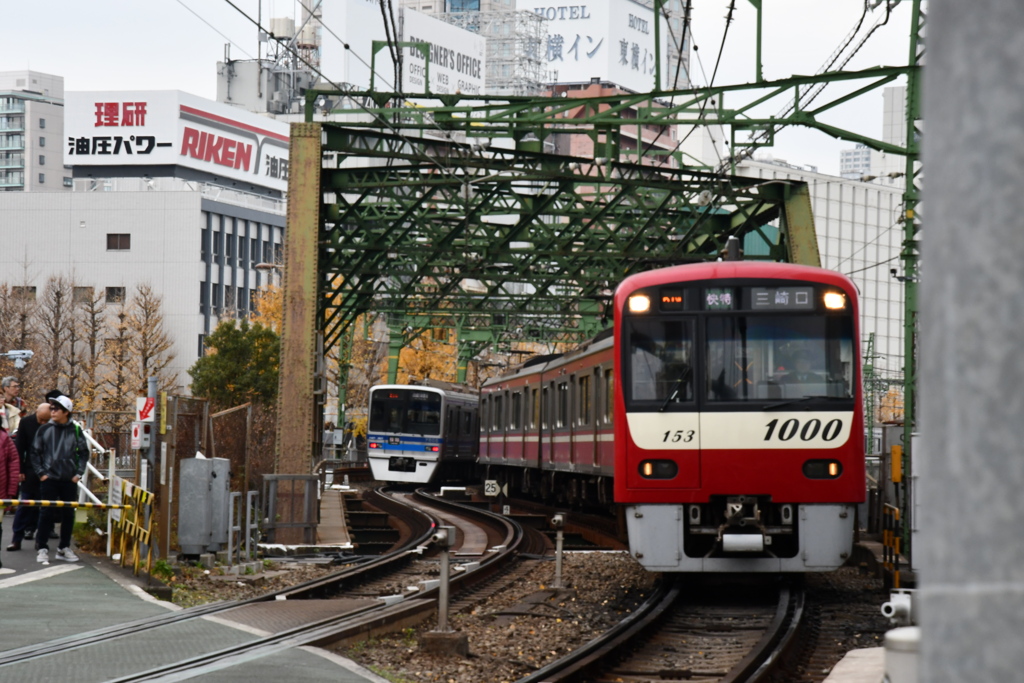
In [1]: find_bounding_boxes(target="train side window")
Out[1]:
[578,374,591,426]
[511,391,522,430]
[494,394,504,430]
[463,409,472,434]
[541,385,550,429]
[604,368,614,424]
[447,408,455,437]
[530,387,540,429]
[557,382,568,428]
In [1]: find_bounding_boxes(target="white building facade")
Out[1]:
[0,89,289,393]
[0,70,72,193]
[738,159,906,382]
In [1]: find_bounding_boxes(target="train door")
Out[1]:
[501,390,510,462]
[542,381,555,467]
[583,369,598,470]
[600,365,614,473]
[509,389,523,465]
[527,383,540,467]
[556,379,569,468]
[568,374,578,468]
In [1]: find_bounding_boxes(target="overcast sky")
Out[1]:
[4,1,913,175]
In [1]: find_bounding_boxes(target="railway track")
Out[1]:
[0,487,530,681]
[517,579,804,683]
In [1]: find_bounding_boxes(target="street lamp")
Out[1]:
[254,262,281,286]
[1,350,33,369]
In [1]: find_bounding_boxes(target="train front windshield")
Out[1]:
[705,315,854,402]
[624,282,856,408]
[369,389,442,436]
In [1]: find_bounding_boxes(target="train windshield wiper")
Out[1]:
[659,374,692,412]
[762,395,850,411]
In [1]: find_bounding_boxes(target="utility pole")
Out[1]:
[899,0,924,561]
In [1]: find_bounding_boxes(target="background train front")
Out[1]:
[367,383,479,484]
[478,261,865,573]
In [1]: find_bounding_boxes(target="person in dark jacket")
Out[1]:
[8,390,63,551]
[31,394,89,564]
[0,425,20,568]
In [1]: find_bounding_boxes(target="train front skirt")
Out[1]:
[625,503,855,572]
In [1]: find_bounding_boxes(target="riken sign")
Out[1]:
[65,91,290,192]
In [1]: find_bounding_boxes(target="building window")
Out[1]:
[213,232,223,256]
[39,155,44,165]
[212,284,223,308]
[39,118,45,129]
[106,233,131,250]
[39,136,44,147]
[63,177,72,187]
[198,334,206,357]
[105,287,125,304]
[38,173,44,183]
[73,286,93,304]
[12,286,36,301]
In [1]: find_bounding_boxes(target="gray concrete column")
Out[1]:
[920,2,1024,680]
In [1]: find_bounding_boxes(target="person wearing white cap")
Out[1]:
[29,394,89,564]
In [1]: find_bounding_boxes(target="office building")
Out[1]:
[0,70,71,192]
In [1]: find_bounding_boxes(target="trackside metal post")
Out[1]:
[433,525,455,632]
[551,514,566,588]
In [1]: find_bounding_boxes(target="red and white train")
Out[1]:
[478,261,864,572]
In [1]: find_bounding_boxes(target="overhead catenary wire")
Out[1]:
[175,0,255,60]
[219,0,475,187]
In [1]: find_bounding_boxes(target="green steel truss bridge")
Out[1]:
[276,62,919,473]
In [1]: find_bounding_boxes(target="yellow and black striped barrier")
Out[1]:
[0,499,133,509]
[882,503,902,589]
[112,481,155,577]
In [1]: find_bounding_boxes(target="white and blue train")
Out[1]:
[367,379,480,484]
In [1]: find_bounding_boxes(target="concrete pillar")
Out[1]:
[920,3,1024,680]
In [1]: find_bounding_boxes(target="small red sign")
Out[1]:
[137,397,155,422]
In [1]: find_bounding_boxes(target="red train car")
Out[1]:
[481,261,864,572]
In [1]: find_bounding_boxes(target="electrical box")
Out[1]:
[130,421,152,450]
[177,457,231,555]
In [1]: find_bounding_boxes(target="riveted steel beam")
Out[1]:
[276,122,322,476]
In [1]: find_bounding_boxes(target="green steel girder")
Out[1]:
[308,66,916,164]
[307,64,917,375]
[316,123,797,353]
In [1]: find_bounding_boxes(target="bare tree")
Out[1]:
[127,283,178,395]
[74,287,107,411]
[101,300,134,412]
[36,276,75,393]
[0,265,44,398]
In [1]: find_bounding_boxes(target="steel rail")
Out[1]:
[513,580,802,683]
[513,577,679,683]
[0,486,434,668]
[10,489,525,682]
[105,490,526,681]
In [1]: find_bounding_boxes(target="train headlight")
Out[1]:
[628,294,651,313]
[823,291,847,310]
[369,442,381,449]
[803,459,843,479]
[639,459,678,479]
